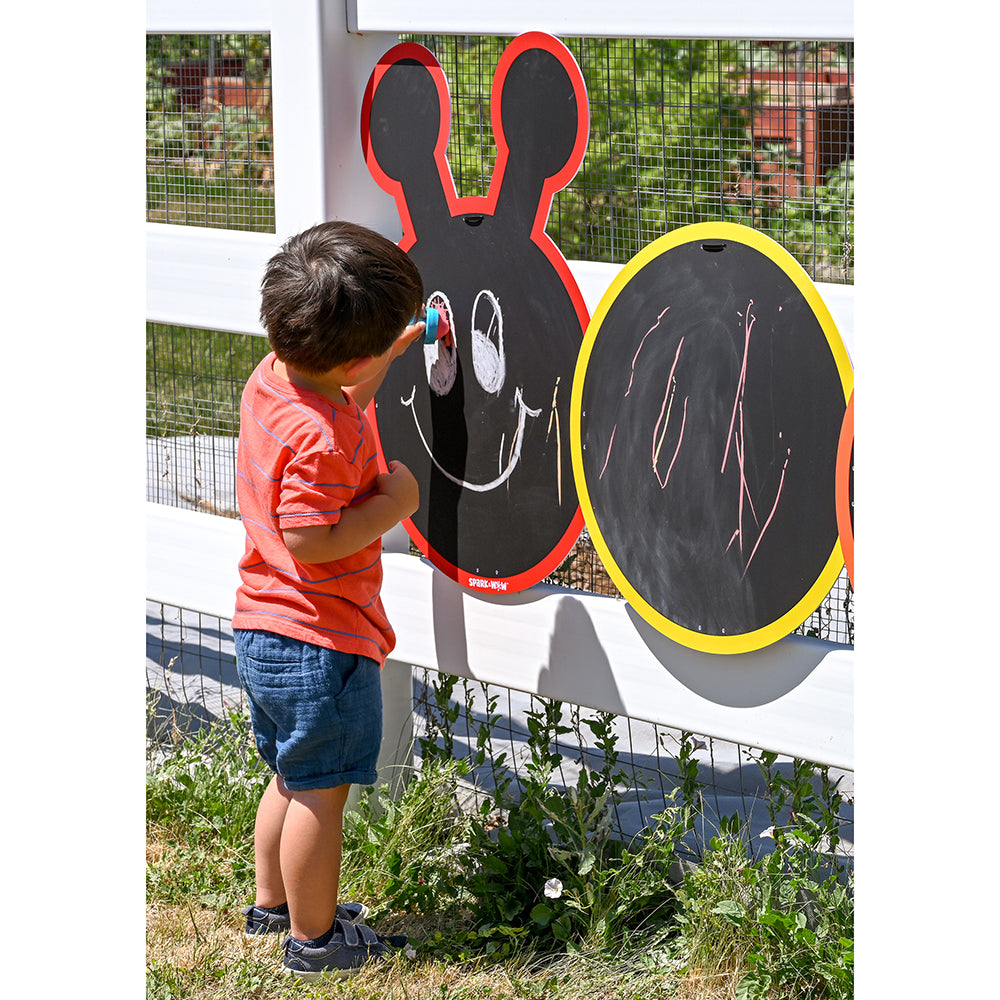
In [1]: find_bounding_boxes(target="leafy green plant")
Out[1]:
[417,670,464,762]
[146,707,271,848]
[674,808,853,998]
[341,756,474,919]
[146,707,273,908]
[416,690,681,957]
[748,749,850,879]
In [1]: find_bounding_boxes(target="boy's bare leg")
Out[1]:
[253,774,293,908]
[281,784,351,942]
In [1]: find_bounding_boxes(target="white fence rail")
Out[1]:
[346,0,854,41]
[146,225,855,360]
[145,0,854,771]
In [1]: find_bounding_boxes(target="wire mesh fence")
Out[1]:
[144,33,852,283]
[146,323,269,516]
[146,33,275,232]
[146,601,246,742]
[407,35,853,282]
[410,668,853,864]
[145,602,853,865]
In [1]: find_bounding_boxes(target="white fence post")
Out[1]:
[270,0,401,241]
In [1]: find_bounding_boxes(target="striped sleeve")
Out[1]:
[277,443,362,528]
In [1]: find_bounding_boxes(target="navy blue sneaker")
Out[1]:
[281,917,389,980]
[242,901,369,937]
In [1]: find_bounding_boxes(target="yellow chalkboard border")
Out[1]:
[569,222,855,654]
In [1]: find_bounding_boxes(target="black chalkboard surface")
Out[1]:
[570,223,853,653]
[362,35,589,593]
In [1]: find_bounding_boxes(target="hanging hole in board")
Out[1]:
[464,214,485,227]
[701,241,727,252]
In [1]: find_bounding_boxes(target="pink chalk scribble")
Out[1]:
[625,306,670,397]
[600,307,689,483]
[741,444,791,580]
[598,423,617,480]
[720,301,791,578]
[721,301,756,476]
[652,336,688,488]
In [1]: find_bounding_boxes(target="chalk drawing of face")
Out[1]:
[403,289,542,493]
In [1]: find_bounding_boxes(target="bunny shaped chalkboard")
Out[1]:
[361,34,589,592]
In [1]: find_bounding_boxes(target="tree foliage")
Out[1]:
[416,35,853,280]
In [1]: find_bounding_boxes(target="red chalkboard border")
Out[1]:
[361,34,591,594]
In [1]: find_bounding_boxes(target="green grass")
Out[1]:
[146,323,268,438]
[146,166,275,233]
[147,702,853,1000]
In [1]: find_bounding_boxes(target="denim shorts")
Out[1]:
[234,629,383,791]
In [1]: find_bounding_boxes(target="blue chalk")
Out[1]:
[423,307,439,344]
[410,306,443,344]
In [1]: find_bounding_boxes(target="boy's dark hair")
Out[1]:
[260,221,424,374]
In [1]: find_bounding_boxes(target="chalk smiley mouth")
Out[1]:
[401,384,541,492]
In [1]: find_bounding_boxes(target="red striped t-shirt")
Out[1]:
[232,353,394,664]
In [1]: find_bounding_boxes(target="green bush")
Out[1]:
[408,673,852,994]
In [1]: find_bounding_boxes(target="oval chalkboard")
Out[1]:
[570,222,854,653]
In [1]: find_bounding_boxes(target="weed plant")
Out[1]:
[675,819,853,999]
[146,680,852,999]
[147,708,270,911]
[342,756,475,919]
[409,691,684,959]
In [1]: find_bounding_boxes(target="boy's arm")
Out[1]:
[281,460,419,564]
[344,320,424,410]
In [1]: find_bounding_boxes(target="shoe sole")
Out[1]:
[281,965,357,982]
[281,949,386,981]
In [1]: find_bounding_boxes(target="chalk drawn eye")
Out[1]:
[423,290,457,396]
[470,289,505,394]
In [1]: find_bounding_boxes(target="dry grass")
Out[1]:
[146,894,749,1000]
[146,892,686,999]
[146,771,765,1000]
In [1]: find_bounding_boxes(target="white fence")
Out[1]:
[145,0,854,771]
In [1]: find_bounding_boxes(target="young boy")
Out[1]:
[232,220,425,979]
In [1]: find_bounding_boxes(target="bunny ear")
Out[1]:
[489,33,589,236]
[361,43,457,248]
